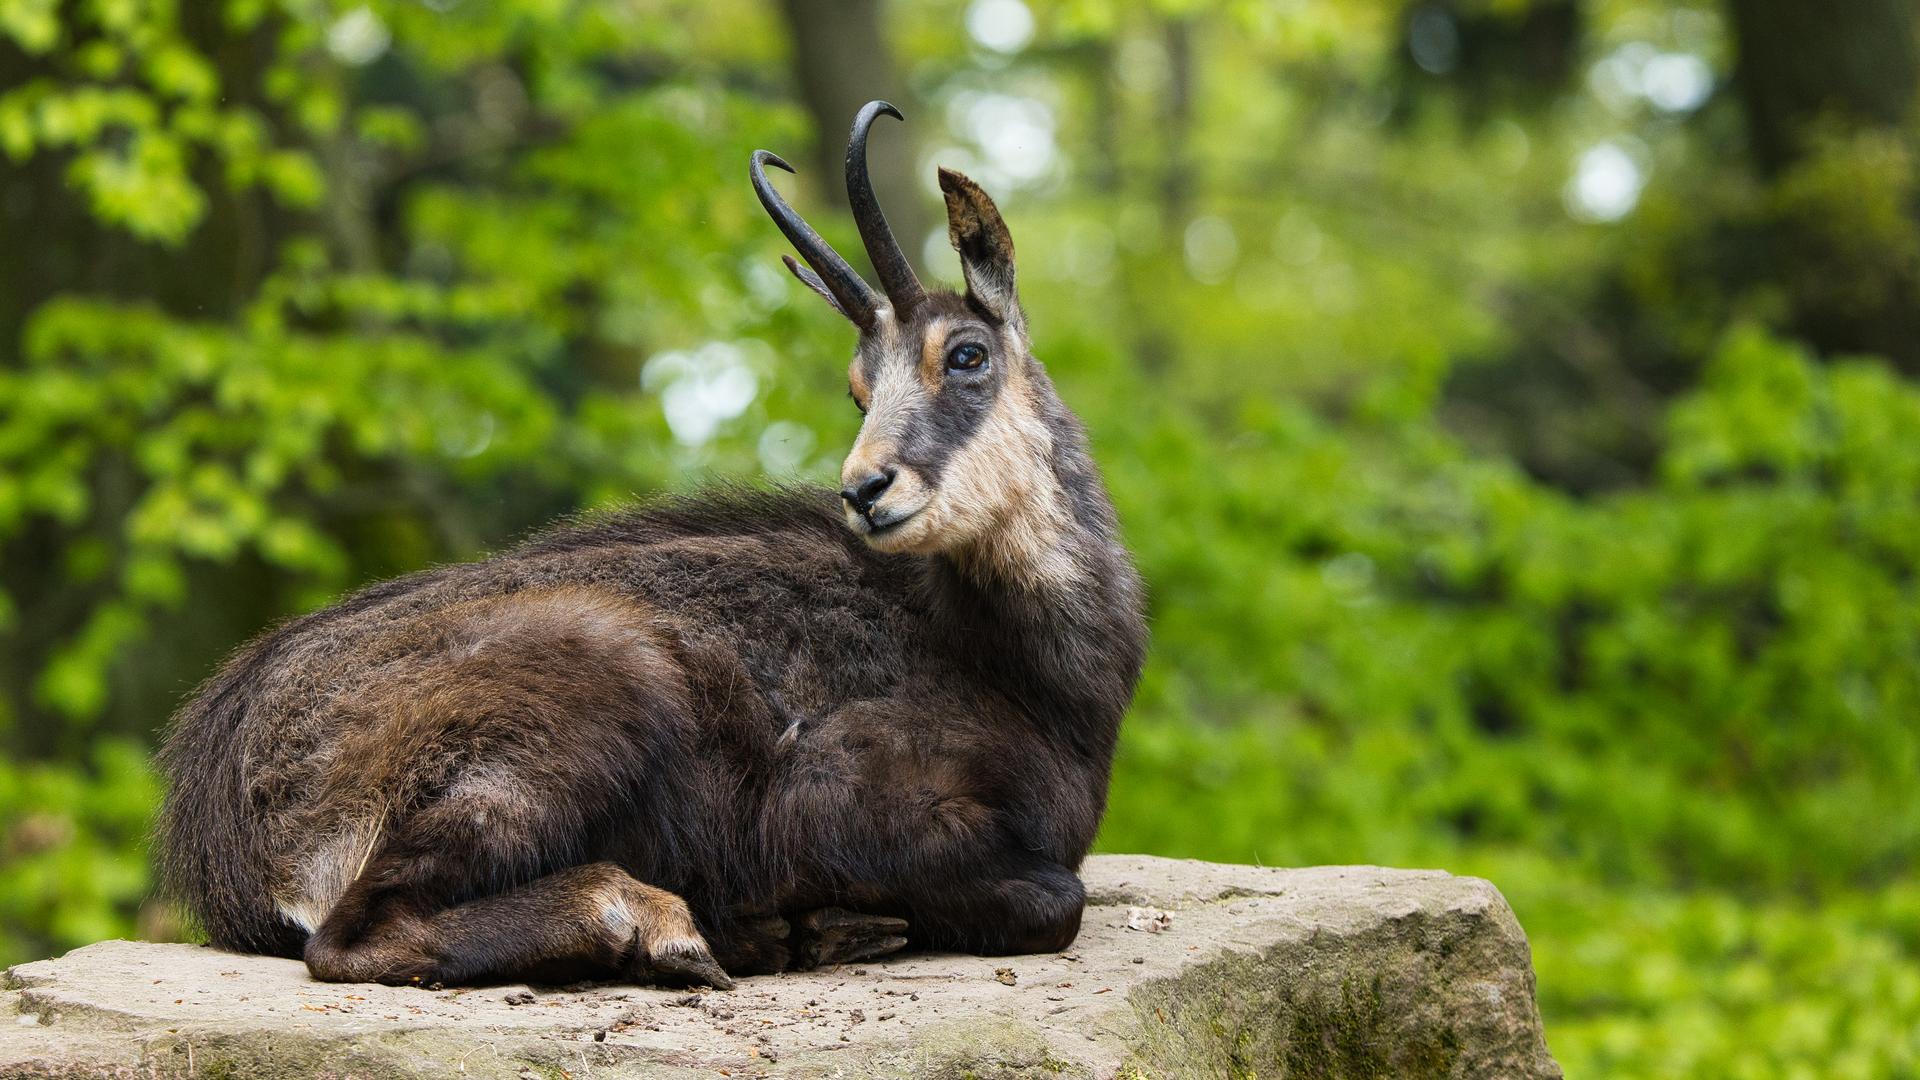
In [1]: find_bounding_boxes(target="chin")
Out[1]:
[854,510,939,554]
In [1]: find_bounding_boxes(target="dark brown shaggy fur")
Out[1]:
[157,157,1147,989]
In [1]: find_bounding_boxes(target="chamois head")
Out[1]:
[754,102,1070,579]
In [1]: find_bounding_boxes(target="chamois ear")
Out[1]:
[938,167,1019,323]
[782,254,851,320]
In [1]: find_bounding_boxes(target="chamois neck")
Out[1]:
[943,365,1128,594]
[924,380,1147,749]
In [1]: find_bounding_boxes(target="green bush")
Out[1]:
[1092,326,1920,1075]
[1105,326,1920,898]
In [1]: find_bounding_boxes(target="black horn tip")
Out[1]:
[860,100,904,124]
[751,149,795,174]
[845,99,923,314]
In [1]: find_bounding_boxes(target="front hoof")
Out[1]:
[638,938,735,991]
[791,908,911,970]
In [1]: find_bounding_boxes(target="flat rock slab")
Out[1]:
[0,856,1561,1078]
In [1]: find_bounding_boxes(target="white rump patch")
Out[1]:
[275,818,383,932]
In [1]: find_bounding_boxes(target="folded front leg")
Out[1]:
[305,861,734,990]
[710,908,908,974]
[902,859,1085,956]
[709,912,793,976]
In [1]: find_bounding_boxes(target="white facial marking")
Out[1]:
[860,359,920,449]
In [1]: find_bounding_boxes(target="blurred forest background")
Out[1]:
[2,0,1918,1074]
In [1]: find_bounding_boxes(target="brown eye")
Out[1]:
[849,388,867,414]
[946,343,987,371]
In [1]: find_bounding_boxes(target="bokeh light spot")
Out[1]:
[1566,142,1645,223]
[966,0,1034,54]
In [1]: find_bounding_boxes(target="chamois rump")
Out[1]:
[156,102,1147,989]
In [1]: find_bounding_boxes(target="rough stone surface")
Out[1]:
[0,856,1561,1078]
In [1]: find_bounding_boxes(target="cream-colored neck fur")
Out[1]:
[940,356,1083,593]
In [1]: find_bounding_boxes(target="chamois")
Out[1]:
[156,101,1147,989]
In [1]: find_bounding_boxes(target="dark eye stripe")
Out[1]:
[896,374,996,484]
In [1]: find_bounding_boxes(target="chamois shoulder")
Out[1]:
[510,483,847,558]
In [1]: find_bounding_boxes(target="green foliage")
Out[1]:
[1525,866,1920,1078]
[0,739,157,962]
[1,1,1916,1077]
[1093,328,1920,1075]
[1107,326,1920,894]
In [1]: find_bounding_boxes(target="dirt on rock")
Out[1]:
[0,856,1562,1079]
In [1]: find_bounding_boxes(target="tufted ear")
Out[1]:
[938,167,1019,324]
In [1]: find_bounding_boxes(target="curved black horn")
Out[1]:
[751,150,880,328]
[846,101,923,315]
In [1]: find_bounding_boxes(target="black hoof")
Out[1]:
[791,907,911,970]
[641,940,736,991]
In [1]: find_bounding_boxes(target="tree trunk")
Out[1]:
[1158,17,1196,241]
[1725,0,1918,175]
[1724,0,1920,371]
[774,0,930,281]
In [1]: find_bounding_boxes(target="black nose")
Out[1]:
[841,468,896,515]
